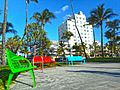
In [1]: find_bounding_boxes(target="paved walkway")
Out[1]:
[11,63,120,90]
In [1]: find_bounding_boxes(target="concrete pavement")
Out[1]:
[10,63,120,90]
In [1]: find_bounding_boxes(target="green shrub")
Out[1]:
[86,57,120,63]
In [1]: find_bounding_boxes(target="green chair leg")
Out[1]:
[6,73,14,90]
[29,69,36,88]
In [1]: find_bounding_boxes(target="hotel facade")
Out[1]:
[58,11,93,49]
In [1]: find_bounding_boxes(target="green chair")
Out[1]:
[6,48,36,90]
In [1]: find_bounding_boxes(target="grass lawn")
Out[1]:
[0,66,10,90]
[0,66,19,90]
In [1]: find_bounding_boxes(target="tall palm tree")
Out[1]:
[31,9,56,29]
[90,4,117,58]
[25,0,38,42]
[70,0,87,59]
[2,0,8,65]
[26,0,38,27]
[105,19,120,54]
[87,15,98,57]
[15,0,38,53]
[31,9,56,54]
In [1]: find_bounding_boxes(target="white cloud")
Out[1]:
[54,11,61,14]
[61,5,69,12]
[54,5,69,14]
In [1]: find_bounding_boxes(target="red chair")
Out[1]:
[43,56,56,67]
[33,56,43,71]
[33,56,56,71]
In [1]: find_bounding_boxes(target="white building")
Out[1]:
[50,40,59,55]
[58,11,93,48]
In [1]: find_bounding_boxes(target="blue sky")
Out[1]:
[0,0,120,44]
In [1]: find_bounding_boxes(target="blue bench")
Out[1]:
[67,56,86,65]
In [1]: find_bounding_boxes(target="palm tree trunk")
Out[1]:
[15,0,28,53]
[93,28,96,58]
[25,0,28,57]
[70,0,87,59]
[2,0,8,65]
[100,21,104,58]
[113,28,116,54]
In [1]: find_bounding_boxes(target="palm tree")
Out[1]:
[57,41,66,57]
[0,22,17,35]
[25,0,38,44]
[61,31,73,55]
[105,31,114,54]
[15,0,38,53]
[31,9,56,55]
[70,0,87,59]
[7,35,21,52]
[2,0,8,65]
[72,43,82,56]
[25,0,38,27]
[87,15,98,57]
[105,19,120,54]
[90,4,117,58]
[31,9,56,29]
[72,42,87,56]
[62,31,73,45]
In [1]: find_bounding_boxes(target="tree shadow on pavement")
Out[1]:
[66,70,120,77]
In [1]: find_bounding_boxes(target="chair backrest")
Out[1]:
[6,48,31,73]
[33,56,43,62]
[6,48,17,59]
[67,56,83,61]
[6,48,18,69]
[43,56,52,63]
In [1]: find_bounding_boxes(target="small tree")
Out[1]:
[61,31,73,55]
[105,19,120,54]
